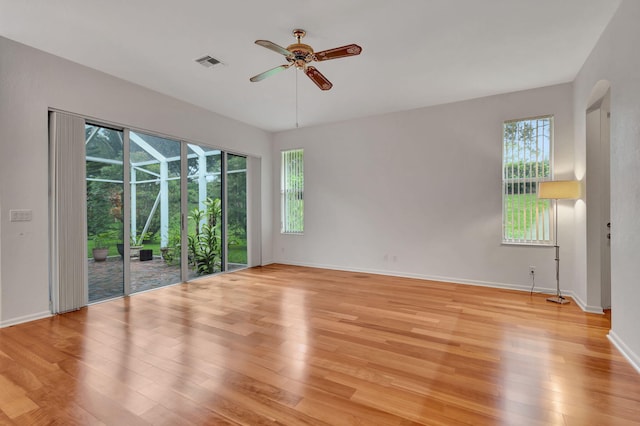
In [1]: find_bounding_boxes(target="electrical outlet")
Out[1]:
[529,266,536,275]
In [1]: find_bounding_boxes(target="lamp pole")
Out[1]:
[548,198,568,304]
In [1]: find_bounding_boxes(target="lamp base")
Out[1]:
[546,296,570,304]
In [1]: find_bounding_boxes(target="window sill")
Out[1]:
[501,241,553,247]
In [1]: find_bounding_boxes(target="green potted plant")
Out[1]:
[130,235,144,258]
[92,234,109,262]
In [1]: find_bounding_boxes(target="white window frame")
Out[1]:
[502,115,554,245]
[281,149,304,234]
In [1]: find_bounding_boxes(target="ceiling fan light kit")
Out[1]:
[250,28,362,90]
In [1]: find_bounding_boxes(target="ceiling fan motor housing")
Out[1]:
[286,43,315,68]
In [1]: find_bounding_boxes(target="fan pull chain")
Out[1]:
[295,68,299,128]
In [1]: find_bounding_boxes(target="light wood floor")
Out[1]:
[1,264,639,425]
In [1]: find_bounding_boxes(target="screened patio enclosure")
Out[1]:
[85,125,247,302]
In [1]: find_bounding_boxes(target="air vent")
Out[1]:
[195,55,222,68]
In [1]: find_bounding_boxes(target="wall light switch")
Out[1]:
[10,209,32,222]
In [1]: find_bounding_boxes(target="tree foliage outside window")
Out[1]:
[502,116,553,244]
[86,126,123,238]
[227,154,247,244]
[281,149,304,234]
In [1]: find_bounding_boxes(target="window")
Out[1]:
[281,149,304,234]
[502,116,553,244]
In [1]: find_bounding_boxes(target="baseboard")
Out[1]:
[275,260,613,315]
[1,311,52,328]
[275,260,558,295]
[608,330,640,375]
[576,298,604,314]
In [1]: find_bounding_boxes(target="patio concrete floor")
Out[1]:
[88,255,245,302]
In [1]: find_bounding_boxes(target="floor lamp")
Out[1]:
[537,180,581,304]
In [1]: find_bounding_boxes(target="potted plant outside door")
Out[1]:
[92,235,109,262]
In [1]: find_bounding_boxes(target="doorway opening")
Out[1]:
[585,81,611,311]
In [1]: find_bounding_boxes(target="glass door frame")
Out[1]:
[180,142,188,282]
[222,151,228,273]
[122,128,132,295]
[85,121,129,302]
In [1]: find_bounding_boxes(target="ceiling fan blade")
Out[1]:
[314,44,362,61]
[304,66,333,91]
[250,64,291,82]
[255,40,292,57]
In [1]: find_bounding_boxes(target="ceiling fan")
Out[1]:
[249,29,362,90]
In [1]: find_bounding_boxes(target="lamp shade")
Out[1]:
[537,180,581,200]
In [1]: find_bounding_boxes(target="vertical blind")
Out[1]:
[281,149,304,234]
[49,111,87,312]
[502,116,553,244]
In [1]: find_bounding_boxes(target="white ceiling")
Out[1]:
[0,0,621,132]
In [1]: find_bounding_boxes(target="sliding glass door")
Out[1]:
[129,131,182,292]
[86,124,125,302]
[186,144,223,279]
[227,154,247,270]
[85,122,248,301]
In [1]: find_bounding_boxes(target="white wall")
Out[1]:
[0,36,273,326]
[273,84,576,293]
[573,0,640,371]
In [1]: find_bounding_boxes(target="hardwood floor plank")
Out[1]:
[1,264,639,424]
[294,389,421,426]
[136,382,237,426]
[0,375,39,419]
